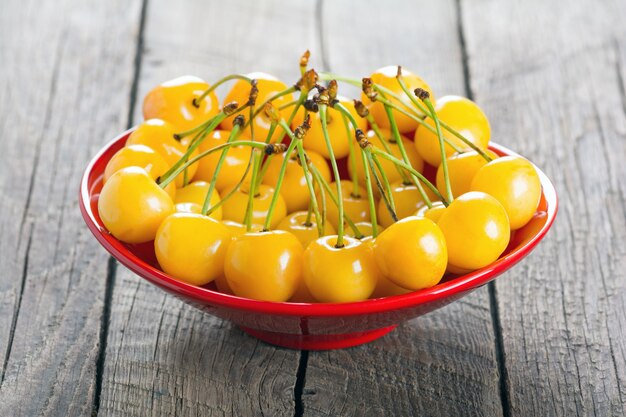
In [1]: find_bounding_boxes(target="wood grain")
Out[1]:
[98,0,321,415]
[0,0,143,415]
[301,1,504,416]
[461,0,626,415]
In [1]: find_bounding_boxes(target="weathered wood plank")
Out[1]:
[99,1,321,415]
[461,0,626,415]
[0,0,143,415]
[302,1,503,416]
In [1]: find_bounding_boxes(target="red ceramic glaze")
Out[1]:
[80,129,558,350]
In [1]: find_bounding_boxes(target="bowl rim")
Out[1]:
[80,128,558,317]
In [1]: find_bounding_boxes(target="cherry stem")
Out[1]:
[253,121,278,192]
[159,106,242,186]
[365,114,411,184]
[383,104,432,207]
[305,200,313,225]
[173,112,220,142]
[296,143,324,237]
[263,138,298,231]
[246,86,298,127]
[200,124,242,215]
[194,74,252,108]
[368,151,398,222]
[244,148,263,231]
[205,148,254,217]
[158,140,265,189]
[370,147,449,206]
[309,163,364,239]
[319,104,344,248]
[278,99,299,111]
[395,73,493,162]
[340,112,360,197]
[359,145,378,237]
[423,97,453,203]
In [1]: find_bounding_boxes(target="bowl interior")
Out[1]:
[80,129,558,317]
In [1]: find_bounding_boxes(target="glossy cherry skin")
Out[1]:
[416,201,447,223]
[263,149,331,213]
[221,183,286,229]
[363,66,434,133]
[293,98,367,159]
[436,149,498,199]
[374,216,447,291]
[224,230,303,302]
[319,180,370,229]
[192,129,253,192]
[437,191,510,270]
[414,95,491,166]
[470,156,541,230]
[154,213,231,286]
[125,118,198,187]
[221,73,293,142]
[173,181,222,220]
[303,236,380,303]
[103,144,176,199]
[345,222,384,238]
[98,167,174,244]
[349,128,424,190]
[377,181,430,227]
[143,75,220,131]
[276,211,335,248]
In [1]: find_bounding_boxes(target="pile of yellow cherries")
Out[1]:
[97,52,542,303]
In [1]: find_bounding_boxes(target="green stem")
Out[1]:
[366,115,410,183]
[247,86,298,125]
[341,112,360,197]
[244,149,263,231]
[370,147,448,206]
[194,74,252,107]
[205,145,255,217]
[320,104,344,247]
[278,99,299,111]
[201,125,242,215]
[172,112,220,142]
[158,140,265,188]
[368,151,397,222]
[263,139,298,230]
[383,104,431,207]
[424,97,453,203]
[309,164,363,239]
[296,143,324,237]
[359,146,378,236]
[305,200,313,225]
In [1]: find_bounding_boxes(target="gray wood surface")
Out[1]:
[462,0,626,415]
[0,0,624,416]
[0,0,142,415]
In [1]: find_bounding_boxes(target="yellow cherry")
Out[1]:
[263,149,331,212]
[416,201,447,223]
[126,119,198,187]
[276,211,335,248]
[192,129,253,192]
[154,213,231,286]
[225,230,303,302]
[345,222,384,238]
[414,95,490,166]
[470,156,542,230]
[221,73,293,142]
[377,181,430,227]
[221,183,286,229]
[436,149,499,198]
[303,236,380,303]
[293,97,367,159]
[437,191,510,270]
[103,144,176,199]
[374,216,447,290]
[363,66,434,133]
[143,75,220,131]
[98,167,174,244]
[173,181,222,220]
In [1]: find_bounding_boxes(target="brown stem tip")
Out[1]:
[303,99,319,112]
[264,102,280,122]
[414,88,430,101]
[353,99,369,118]
[296,68,318,91]
[223,102,239,116]
[294,114,311,139]
[396,65,402,78]
[300,50,311,68]
[362,78,377,101]
[247,80,259,106]
[265,142,288,155]
[233,114,245,127]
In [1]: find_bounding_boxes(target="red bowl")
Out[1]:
[80,129,558,350]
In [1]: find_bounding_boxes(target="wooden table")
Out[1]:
[1,0,625,415]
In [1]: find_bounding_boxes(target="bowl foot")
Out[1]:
[240,325,398,350]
